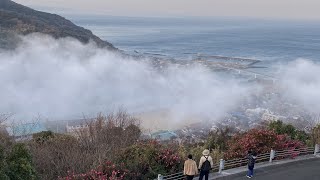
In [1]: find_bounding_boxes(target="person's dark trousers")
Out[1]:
[186,175,194,180]
[199,170,209,180]
[247,166,254,177]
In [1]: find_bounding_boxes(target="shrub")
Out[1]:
[61,140,182,179]
[311,124,320,146]
[0,145,9,180]
[268,120,310,144]
[30,110,141,180]
[206,127,236,152]
[268,120,296,138]
[6,143,37,180]
[115,140,182,179]
[61,161,130,180]
[225,129,305,159]
[32,131,54,144]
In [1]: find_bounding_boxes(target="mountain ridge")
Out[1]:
[0,0,116,49]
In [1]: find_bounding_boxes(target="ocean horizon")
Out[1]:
[71,16,320,68]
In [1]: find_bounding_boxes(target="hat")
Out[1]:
[202,149,210,156]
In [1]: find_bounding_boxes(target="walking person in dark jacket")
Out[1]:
[247,151,257,178]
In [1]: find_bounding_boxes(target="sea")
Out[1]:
[70,15,320,75]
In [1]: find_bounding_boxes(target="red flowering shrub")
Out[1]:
[60,161,132,180]
[225,129,305,159]
[274,134,304,150]
[62,140,182,180]
[273,134,305,159]
[116,140,182,179]
[156,148,181,172]
[61,127,307,179]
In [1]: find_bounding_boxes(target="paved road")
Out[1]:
[218,158,320,180]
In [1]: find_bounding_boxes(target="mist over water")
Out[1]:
[279,59,320,114]
[0,34,319,128]
[0,34,250,123]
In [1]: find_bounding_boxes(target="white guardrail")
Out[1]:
[157,144,320,180]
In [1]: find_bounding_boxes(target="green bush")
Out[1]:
[268,120,296,137]
[206,127,235,152]
[6,143,37,180]
[268,120,310,143]
[114,140,182,179]
[0,146,9,180]
[32,131,54,144]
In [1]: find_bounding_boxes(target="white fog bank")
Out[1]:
[0,34,319,129]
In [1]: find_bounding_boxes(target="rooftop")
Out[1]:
[151,130,178,141]
[6,122,47,137]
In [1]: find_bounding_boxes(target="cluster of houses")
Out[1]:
[1,88,314,143]
[1,118,180,142]
[1,118,91,141]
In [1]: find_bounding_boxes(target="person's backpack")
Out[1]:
[248,154,256,167]
[201,156,211,171]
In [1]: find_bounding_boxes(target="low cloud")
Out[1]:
[279,59,320,114]
[1,34,319,129]
[0,34,251,128]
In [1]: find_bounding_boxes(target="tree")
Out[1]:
[295,130,310,144]
[268,120,296,138]
[61,140,183,180]
[114,140,182,179]
[0,145,9,180]
[268,120,310,144]
[123,124,141,144]
[32,131,54,144]
[0,114,13,149]
[311,124,320,146]
[30,110,142,180]
[6,143,37,180]
[206,126,236,152]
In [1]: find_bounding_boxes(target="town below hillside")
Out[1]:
[1,109,320,179]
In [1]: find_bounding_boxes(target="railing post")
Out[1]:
[314,144,319,155]
[269,149,275,162]
[219,159,224,173]
[158,174,163,180]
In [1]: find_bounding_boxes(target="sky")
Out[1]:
[15,0,320,20]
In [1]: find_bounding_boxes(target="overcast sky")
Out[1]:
[15,0,320,20]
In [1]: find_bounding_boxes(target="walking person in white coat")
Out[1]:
[198,149,214,180]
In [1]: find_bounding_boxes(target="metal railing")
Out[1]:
[159,171,184,180]
[157,164,219,180]
[274,147,314,159]
[157,144,320,180]
[223,152,270,170]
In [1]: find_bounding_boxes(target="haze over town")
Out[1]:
[1,34,319,131]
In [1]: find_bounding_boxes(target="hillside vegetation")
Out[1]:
[1,110,320,179]
[0,0,116,49]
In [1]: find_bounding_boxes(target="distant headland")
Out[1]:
[0,0,116,50]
